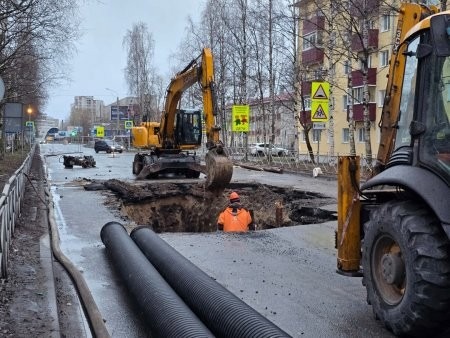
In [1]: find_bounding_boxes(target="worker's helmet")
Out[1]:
[229,191,240,203]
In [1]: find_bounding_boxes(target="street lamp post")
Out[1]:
[27,106,33,148]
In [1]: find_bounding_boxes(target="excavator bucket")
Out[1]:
[204,148,233,191]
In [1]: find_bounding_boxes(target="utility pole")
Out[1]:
[116,96,119,136]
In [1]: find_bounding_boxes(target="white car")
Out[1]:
[249,143,289,157]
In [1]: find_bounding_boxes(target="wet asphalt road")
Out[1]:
[41,142,394,338]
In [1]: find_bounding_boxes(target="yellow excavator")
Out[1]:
[337,3,450,336]
[131,48,233,190]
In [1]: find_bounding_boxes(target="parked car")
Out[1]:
[94,140,124,153]
[249,143,289,157]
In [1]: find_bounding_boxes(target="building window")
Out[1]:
[378,90,386,107]
[381,15,390,32]
[359,55,372,69]
[303,32,317,51]
[342,128,349,143]
[304,96,311,110]
[352,87,364,104]
[343,95,348,111]
[344,61,350,74]
[313,129,321,142]
[358,127,365,142]
[380,50,389,67]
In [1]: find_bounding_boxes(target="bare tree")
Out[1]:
[68,107,92,137]
[0,0,80,109]
[123,22,159,122]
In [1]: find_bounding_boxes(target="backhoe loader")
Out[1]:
[131,48,232,190]
[337,4,450,336]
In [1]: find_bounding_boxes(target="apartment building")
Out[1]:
[294,0,401,157]
[71,96,104,123]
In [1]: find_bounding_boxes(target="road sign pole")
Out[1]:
[317,130,321,164]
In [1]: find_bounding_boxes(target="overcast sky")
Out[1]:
[45,0,204,122]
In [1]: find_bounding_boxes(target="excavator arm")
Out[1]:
[159,48,233,190]
[374,3,438,174]
[160,58,201,148]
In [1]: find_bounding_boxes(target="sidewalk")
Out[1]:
[0,150,60,337]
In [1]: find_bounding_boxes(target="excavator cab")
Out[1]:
[175,109,202,146]
[392,13,450,184]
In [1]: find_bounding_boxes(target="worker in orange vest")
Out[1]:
[217,191,253,232]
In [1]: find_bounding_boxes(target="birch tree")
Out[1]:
[123,22,159,122]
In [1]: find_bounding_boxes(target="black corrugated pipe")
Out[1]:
[100,222,214,338]
[130,226,292,338]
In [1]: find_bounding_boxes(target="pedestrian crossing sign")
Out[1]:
[124,120,133,129]
[311,102,329,122]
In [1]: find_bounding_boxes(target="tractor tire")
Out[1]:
[143,155,158,179]
[132,157,143,175]
[362,200,450,337]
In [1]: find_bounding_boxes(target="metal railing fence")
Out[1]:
[0,144,35,278]
[224,146,375,178]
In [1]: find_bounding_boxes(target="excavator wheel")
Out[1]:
[204,148,233,191]
[362,200,450,336]
[132,154,143,175]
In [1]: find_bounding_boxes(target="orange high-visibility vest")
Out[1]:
[218,207,252,232]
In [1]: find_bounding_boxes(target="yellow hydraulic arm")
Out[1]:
[374,3,437,174]
[159,48,221,150]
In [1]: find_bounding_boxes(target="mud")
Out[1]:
[93,179,337,233]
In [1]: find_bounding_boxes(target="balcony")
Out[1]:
[351,68,377,86]
[351,103,376,122]
[301,81,311,95]
[351,29,379,52]
[299,110,312,125]
[302,47,324,66]
[302,16,325,35]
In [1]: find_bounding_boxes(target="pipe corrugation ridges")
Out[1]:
[100,222,214,338]
[130,226,291,338]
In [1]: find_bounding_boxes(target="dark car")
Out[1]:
[94,140,124,153]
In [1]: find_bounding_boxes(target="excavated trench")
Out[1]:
[96,179,337,233]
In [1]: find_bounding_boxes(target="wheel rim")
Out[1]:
[371,234,406,305]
